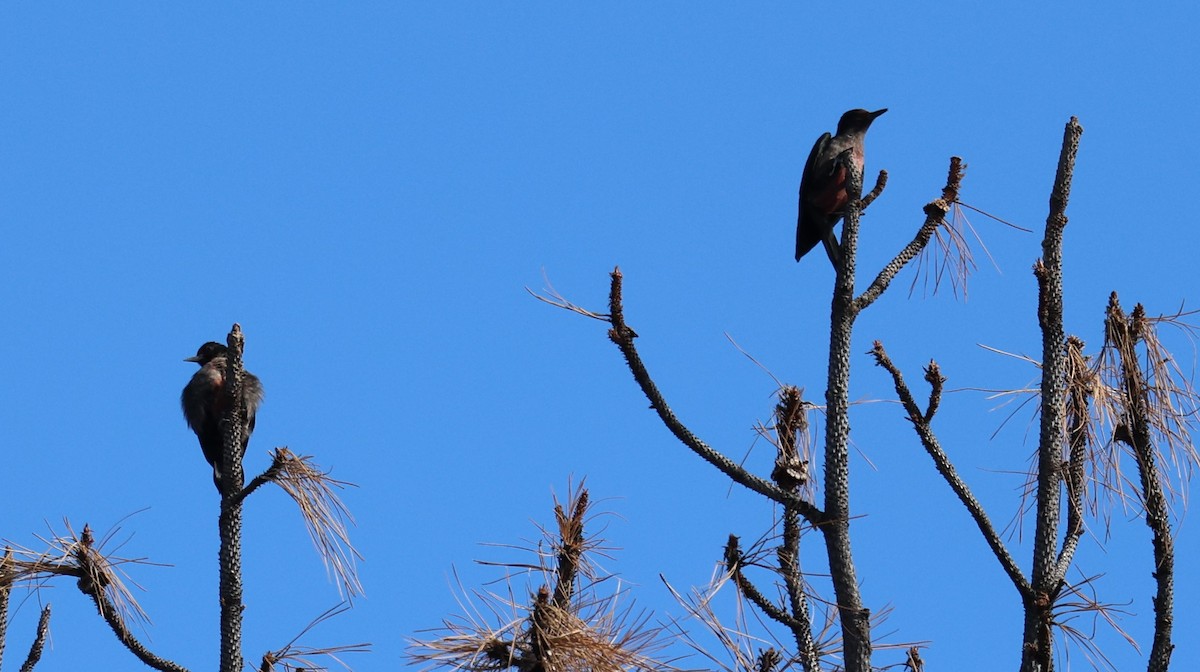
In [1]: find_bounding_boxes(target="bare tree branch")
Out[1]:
[17,605,50,672]
[722,536,803,637]
[819,160,871,672]
[870,341,1030,596]
[1021,115,1083,672]
[1050,337,1090,585]
[603,267,827,524]
[860,170,888,210]
[1105,297,1175,672]
[220,324,250,672]
[72,526,189,672]
[855,157,966,312]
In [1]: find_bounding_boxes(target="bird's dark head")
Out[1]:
[836,108,887,134]
[185,341,227,365]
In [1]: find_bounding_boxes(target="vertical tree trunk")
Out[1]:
[1020,117,1083,672]
[219,326,248,672]
[821,165,870,672]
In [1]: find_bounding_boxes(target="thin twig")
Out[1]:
[260,603,370,672]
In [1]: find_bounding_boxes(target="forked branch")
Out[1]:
[13,524,189,672]
[870,341,1030,597]
[407,486,674,672]
[855,157,967,312]
[603,267,827,523]
[1021,116,1083,672]
[1105,296,1175,672]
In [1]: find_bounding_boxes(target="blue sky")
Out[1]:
[2,4,1197,671]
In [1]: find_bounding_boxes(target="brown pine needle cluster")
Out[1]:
[3,520,189,672]
[259,603,370,672]
[1095,298,1200,508]
[3,520,154,628]
[408,485,677,672]
[904,157,980,300]
[976,295,1199,530]
[664,567,921,672]
[262,447,364,599]
[910,200,979,300]
[762,386,816,503]
[1051,571,1138,672]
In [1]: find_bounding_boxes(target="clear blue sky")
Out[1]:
[2,4,1197,671]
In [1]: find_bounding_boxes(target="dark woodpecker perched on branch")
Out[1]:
[181,341,264,493]
[795,108,887,268]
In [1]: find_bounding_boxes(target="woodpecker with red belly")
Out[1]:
[795,108,887,268]
[181,341,264,493]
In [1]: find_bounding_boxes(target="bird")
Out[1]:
[795,108,887,267]
[181,341,264,493]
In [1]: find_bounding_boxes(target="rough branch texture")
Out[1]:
[1050,337,1089,584]
[17,606,49,672]
[219,324,249,672]
[871,342,1030,596]
[81,581,188,672]
[1022,116,1083,672]
[1107,298,1175,672]
[589,153,960,671]
[820,162,870,672]
[605,268,827,524]
[855,157,964,312]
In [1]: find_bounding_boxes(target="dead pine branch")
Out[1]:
[259,603,370,672]
[73,526,189,672]
[3,553,52,672]
[534,141,974,671]
[857,157,968,310]
[18,604,51,672]
[818,155,877,672]
[1021,116,1083,672]
[407,485,676,672]
[818,158,974,671]
[870,341,1030,597]
[258,448,364,600]
[1,548,11,670]
[1051,336,1091,585]
[220,323,251,672]
[528,267,826,521]
[1104,296,1177,672]
[767,387,821,671]
[3,521,187,672]
[604,268,823,518]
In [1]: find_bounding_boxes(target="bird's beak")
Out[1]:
[870,108,888,119]
[184,355,202,362]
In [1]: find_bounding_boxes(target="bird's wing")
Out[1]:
[181,369,217,432]
[796,132,832,261]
